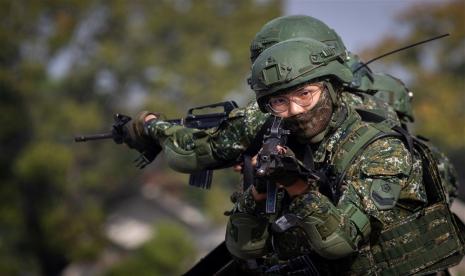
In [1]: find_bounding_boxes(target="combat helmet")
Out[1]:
[250,38,353,113]
[250,15,347,63]
[371,73,414,123]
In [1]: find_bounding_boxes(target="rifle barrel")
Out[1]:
[74,132,113,142]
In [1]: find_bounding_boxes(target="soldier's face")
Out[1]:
[267,83,323,118]
[279,82,334,143]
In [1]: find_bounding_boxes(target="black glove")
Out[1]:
[256,146,311,188]
[117,111,162,148]
[112,112,162,169]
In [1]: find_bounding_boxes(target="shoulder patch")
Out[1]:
[370,179,401,210]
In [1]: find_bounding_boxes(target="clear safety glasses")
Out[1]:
[267,83,323,113]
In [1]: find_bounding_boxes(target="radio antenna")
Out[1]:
[353,33,450,73]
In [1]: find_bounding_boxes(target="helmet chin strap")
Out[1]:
[324,80,340,107]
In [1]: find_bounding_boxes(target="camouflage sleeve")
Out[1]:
[231,185,266,215]
[342,136,427,224]
[287,190,369,259]
[211,102,270,160]
[226,184,272,260]
[144,101,269,173]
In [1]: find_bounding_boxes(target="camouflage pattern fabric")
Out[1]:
[146,95,462,273]
[231,103,429,274]
[145,91,458,206]
[341,92,400,123]
[429,145,459,204]
[145,100,267,165]
[145,92,399,166]
[346,53,459,204]
[238,101,426,227]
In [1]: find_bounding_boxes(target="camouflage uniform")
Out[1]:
[145,100,267,171]
[430,146,459,204]
[228,100,427,273]
[346,52,459,205]
[145,93,463,274]
[245,36,463,275]
[141,17,461,275]
[248,14,458,205]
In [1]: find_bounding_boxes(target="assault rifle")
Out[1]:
[75,100,238,189]
[255,116,319,214]
[255,116,289,214]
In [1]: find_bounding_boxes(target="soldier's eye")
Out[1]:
[298,91,311,98]
[269,97,288,106]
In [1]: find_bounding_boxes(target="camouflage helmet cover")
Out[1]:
[250,15,347,62]
[250,38,353,112]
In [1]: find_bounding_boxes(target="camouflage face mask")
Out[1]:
[283,86,333,143]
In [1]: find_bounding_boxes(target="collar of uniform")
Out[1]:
[312,102,361,164]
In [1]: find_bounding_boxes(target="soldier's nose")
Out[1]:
[288,101,305,116]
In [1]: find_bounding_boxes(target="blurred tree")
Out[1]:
[0,2,110,274]
[0,0,281,275]
[360,0,465,195]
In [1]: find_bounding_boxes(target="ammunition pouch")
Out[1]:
[270,211,361,260]
[340,202,465,275]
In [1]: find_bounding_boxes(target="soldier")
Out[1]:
[137,15,458,205]
[135,15,403,174]
[128,36,464,275]
[122,16,464,274]
[226,37,464,275]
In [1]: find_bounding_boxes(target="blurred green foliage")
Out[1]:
[0,0,280,275]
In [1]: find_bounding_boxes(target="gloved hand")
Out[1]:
[112,111,163,169]
[120,110,161,150]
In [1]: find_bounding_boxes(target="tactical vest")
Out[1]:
[326,111,465,275]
